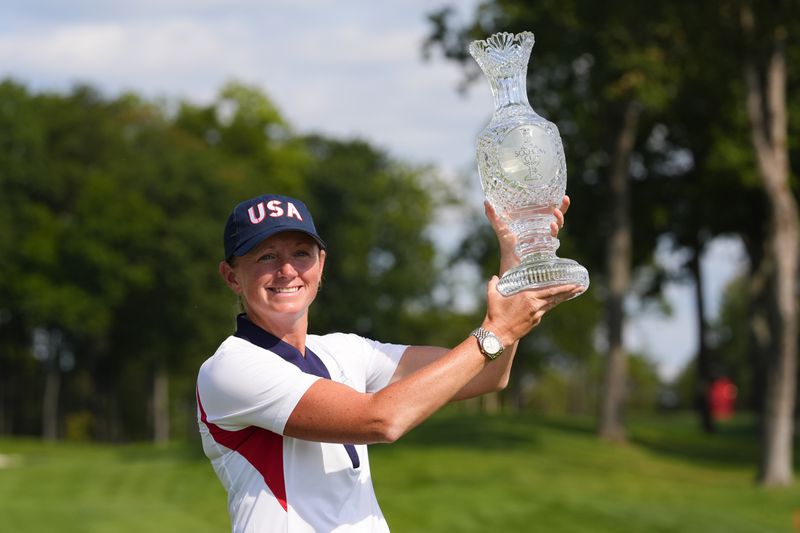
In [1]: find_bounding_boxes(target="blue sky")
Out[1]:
[0,1,747,380]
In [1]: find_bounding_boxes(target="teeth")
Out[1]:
[272,287,301,293]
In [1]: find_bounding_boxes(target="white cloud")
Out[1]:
[0,2,487,169]
[0,18,256,99]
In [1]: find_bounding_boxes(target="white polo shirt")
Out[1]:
[197,319,407,533]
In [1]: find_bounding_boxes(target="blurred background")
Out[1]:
[0,1,798,531]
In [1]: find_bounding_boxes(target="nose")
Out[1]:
[276,259,298,277]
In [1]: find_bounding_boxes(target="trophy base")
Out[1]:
[497,256,589,297]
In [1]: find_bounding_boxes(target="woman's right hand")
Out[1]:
[482,276,582,347]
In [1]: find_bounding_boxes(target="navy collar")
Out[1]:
[233,314,360,468]
[234,314,332,377]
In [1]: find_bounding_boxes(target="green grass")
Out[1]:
[374,412,799,532]
[0,412,797,532]
[0,438,229,533]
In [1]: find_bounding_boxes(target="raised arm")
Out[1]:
[283,275,581,445]
[389,196,572,400]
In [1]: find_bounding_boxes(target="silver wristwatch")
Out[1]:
[471,327,504,360]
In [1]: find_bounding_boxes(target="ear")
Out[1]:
[219,260,242,294]
[318,249,326,275]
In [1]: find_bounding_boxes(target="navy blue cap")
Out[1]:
[223,194,326,260]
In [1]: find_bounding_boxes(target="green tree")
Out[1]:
[0,81,267,441]
[299,135,445,344]
[671,0,800,485]
[0,79,464,444]
[738,0,798,486]
[0,84,163,439]
[0,80,49,435]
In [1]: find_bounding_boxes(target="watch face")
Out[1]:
[483,334,503,355]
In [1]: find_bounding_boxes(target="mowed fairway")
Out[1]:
[0,412,797,532]
[0,438,230,532]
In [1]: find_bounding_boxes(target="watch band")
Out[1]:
[470,327,504,360]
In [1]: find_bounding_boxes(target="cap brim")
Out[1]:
[230,227,326,259]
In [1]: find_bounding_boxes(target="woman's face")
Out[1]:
[220,231,326,324]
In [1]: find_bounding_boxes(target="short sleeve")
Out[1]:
[362,337,408,392]
[308,333,407,394]
[197,337,320,434]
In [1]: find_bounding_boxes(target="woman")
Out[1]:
[197,193,580,532]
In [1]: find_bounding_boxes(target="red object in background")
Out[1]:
[709,377,738,421]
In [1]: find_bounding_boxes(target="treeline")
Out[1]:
[0,77,655,447]
[0,80,480,442]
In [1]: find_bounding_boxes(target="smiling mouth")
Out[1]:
[270,286,302,294]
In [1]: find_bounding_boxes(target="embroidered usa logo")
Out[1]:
[247,200,303,224]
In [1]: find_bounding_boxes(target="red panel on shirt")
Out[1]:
[197,390,288,511]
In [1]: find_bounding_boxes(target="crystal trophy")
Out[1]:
[469,31,589,296]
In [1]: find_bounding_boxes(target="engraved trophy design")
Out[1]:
[469,31,589,296]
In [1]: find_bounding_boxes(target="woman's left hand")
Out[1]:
[485,195,570,276]
[484,201,516,275]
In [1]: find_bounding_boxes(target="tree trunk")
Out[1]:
[42,363,60,441]
[741,5,797,487]
[481,391,501,414]
[689,233,715,432]
[41,329,63,441]
[153,363,170,445]
[598,100,640,442]
[0,369,7,434]
[746,238,773,417]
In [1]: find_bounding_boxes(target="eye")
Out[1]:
[257,253,277,262]
[295,249,311,258]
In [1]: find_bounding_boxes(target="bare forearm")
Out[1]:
[369,336,491,441]
[451,340,519,400]
[286,334,492,445]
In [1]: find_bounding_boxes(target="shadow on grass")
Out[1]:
[394,411,789,473]
[533,415,597,437]
[534,411,773,470]
[627,413,766,469]
[395,412,542,452]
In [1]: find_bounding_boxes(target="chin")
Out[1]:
[269,301,310,314]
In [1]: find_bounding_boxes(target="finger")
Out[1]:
[486,204,516,253]
[549,285,585,306]
[531,283,581,299]
[540,301,558,315]
[484,202,504,233]
[484,201,501,225]
[540,293,570,313]
[485,202,511,232]
[550,208,565,237]
[553,208,564,228]
[560,195,571,215]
